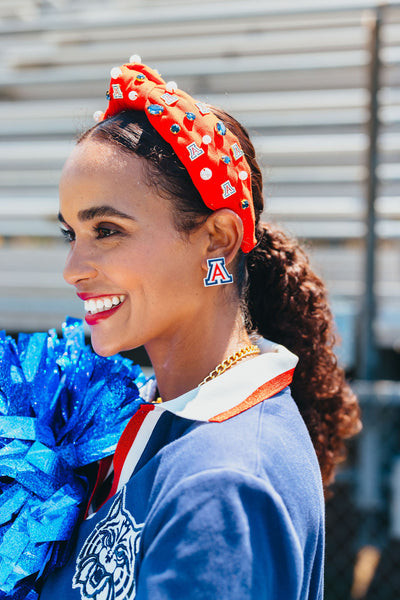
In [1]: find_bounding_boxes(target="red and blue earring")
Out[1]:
[203,257,233,287]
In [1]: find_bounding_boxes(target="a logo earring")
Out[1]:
[203,257,233,287]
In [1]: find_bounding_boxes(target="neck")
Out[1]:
[145,306,252,402]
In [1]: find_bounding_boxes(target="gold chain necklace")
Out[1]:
[199,344,260,386]
[153,344,260,403]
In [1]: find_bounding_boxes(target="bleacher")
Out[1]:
[0,0,399,371]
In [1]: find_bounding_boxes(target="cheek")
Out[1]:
[99,249,140,286]
[105,238,201,298]
[151,252,199,296]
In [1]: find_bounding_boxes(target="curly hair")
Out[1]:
[79,108,361,490]
[247,223,361,487]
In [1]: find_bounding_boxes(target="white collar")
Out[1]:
[140,339,298,423]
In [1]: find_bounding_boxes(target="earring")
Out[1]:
[203,257,233,287]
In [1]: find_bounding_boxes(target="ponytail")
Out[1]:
[247,222,361,488]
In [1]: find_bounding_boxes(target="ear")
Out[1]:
[201,208,243,269]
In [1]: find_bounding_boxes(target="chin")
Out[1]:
[90,336,123,358]
[91,332,140,358]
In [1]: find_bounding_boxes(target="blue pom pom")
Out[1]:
[0,318,149,596]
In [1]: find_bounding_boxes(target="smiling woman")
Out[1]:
[38,60,361,600]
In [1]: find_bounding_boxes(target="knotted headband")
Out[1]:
[95,60,257,253]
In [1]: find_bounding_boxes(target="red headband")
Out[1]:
[95,61,256,253]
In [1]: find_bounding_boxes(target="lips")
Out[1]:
[77,293,126,325]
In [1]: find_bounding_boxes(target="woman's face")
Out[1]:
[59,139,207,357]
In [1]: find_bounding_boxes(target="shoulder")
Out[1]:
[149,387,324,537]
[156,387,319,483]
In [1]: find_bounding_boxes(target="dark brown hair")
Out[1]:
[79,109,361,489]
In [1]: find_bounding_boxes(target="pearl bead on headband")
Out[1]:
[94,59,257,253]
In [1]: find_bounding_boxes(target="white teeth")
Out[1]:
[84,295,125,315]
[88,300,97,312]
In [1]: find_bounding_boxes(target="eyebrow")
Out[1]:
[58,205,136,224]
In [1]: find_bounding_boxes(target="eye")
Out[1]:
[95,226,119,239]
[101,530,115,548]
[60,227,75,243]
[115,545,128,565]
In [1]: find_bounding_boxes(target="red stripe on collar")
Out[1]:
[209,367,295,423]
[106,403,155,501]
[84,454,113,519]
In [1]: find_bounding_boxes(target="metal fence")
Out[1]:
[326,381,400,599]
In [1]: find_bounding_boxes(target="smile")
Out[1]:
[84,295,126,315]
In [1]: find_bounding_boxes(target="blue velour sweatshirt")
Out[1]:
[41,339,324,600]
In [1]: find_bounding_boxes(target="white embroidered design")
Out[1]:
[221,180,236,199]
[72,488,143,600]
[231,143,244,160]
[186,142,204,161]
[161,92,179,105]
[195,101,210,115]
[112,84,123,99]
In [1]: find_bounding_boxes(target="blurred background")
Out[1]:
[0,0,399,597]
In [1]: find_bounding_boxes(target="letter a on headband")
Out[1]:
[203,257,233,287]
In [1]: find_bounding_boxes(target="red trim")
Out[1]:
[84,454,113,519]
[105,404,155,502]
[209,368,295,423]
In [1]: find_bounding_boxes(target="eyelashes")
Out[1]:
[59,226,120,243]
[60,227,75,243]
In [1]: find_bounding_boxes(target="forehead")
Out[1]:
[59,138,176,228]
[62,138,144,179]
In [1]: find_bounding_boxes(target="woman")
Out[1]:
[41,60,360,599]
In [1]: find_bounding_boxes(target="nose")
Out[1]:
[63,243,98,286]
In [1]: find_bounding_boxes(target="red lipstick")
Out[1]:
[77,292,126,326]
[85,303,124,326]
